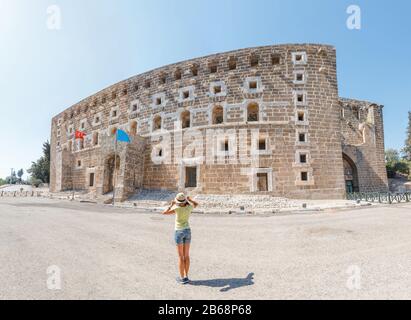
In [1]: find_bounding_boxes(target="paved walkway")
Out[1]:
[1,198,411,299]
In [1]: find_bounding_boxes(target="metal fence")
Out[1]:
[347,192,411,204]
[0,190,46,198]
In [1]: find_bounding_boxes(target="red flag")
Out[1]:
[75,130,86,140]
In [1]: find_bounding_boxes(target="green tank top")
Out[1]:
[174,205,193,230]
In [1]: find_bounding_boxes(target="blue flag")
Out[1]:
[116,129,131,143]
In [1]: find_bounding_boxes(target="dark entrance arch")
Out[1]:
[343,153,359,193]
[103,155,120,194]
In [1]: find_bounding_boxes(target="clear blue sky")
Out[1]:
[0,0,410,179]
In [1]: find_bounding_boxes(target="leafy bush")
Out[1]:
[29,177,43,188]
[394,160,410,175]
[386,164,396,178]
[385,149,411,179]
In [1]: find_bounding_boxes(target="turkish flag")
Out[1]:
[75,130,86,140]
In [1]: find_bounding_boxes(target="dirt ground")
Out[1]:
[1,198,411,300]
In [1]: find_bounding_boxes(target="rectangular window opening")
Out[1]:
[228,58,237,70]
[301,171,308,181]
[250,56,259,67]
[272,54,281,65]
[93,133,99,146]
[89,173,95,187]
[257,173,268,192]
[249,81,258,90]
[258,139,266,151]
[300,154,307,163]
[222,140,229,152]
[185,167,197,188]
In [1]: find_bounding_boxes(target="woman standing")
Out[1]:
[162,193,198,284]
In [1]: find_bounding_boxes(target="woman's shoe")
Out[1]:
[183,277,190,284]
[176,277,187,285]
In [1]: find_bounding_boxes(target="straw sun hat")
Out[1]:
[174,193,191,206]
[175,193,187,204]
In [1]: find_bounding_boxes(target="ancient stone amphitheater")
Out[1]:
[50,44,388,201]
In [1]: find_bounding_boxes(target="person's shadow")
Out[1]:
[189,273,255,292]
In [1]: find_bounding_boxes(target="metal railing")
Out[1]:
[347,192,411,204]
[0,190,46,198]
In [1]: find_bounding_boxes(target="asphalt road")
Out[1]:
[1,198,411,300]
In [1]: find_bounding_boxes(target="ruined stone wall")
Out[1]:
[340,98,388,192]
[50,44,386,200]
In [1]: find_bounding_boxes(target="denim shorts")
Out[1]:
[174,228,191,245]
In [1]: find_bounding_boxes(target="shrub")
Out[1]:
[394,160,411,176]
[386,164,396,179]
[29,178,43,188]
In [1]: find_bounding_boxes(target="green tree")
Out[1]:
[17,169,24,183]
[27,141,50,184]
[0,178,6,186]
[403,111,411,160]
[394,160,410,175]
[385,149,411,178]
[385,149,400,163]
[5,170,18,184]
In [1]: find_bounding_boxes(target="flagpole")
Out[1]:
[71,150,75,201]
[71,136,76,201]
[113,131,117,206]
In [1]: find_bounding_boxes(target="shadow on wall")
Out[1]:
[189,272,255,292]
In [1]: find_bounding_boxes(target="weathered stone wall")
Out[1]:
[340,98,388,192]
[49,44,387,200]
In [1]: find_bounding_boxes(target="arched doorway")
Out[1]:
[343,153,359,193]
[103,155,120,194]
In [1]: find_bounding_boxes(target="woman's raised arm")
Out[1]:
[162,200,176,215]
[187,196,199,208]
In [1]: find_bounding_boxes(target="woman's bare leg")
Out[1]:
[176,244,185,279]
[183,243,190,278]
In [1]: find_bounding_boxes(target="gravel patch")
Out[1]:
[194,194,293,210]
[125,190,297,211]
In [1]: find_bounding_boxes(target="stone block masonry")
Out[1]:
[49,44,388,201]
